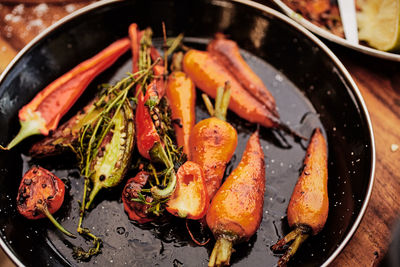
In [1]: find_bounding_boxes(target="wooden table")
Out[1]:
[0,1,399,266]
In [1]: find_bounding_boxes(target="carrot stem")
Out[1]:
[277,232,308,267]
[271,226,310,267]
[202,94,215,117]
[208,237,233,267]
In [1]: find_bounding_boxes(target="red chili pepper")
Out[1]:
[166,161,208,220]
[3,38,131,150]
[16,166,75,237]
[135,87,162,160]
[135,63,166,160]
[122,171,154,224]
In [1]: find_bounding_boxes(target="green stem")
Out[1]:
[150,170,177,199]
[277,232,309,267]
[85,182,102,210]
[214,82,231,121]
[37,204,76,238]
[166,34,184,56]
[271,226,310,267]
[78,177,90,231]
[2,119,42,150]
[202,94,215,117]
[202,82,231,122]
[208,238,233,267]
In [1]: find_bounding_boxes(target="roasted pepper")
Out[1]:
[271,128,328,266]
[206,131,265,266]
[29,97,101,158]
[166,161,208,220]
[122,171,154,224]
[3,38,131,150]
[16,166,75,238]
[84,100,135,209]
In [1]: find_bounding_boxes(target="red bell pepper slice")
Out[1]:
[166,161,209,220]
[4,37,131,150]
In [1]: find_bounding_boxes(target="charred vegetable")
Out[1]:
[29,97,101,158]
[207,34,278,117]
[17,166,75,238]
[190,82,237,201]
[206,131,265,266]
[83,100,135,209]
[2,38,130,150]
[271,128,328,266]
[131,24,181,202]
[166,161,208,220]
[122,171,155,224]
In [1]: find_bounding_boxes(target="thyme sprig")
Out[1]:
[73,58,160,261]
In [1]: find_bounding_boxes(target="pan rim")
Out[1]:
[0,0,375,266]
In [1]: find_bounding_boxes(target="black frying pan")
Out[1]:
[0,0,375,266]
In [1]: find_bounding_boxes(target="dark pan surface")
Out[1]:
[0,0,374,266]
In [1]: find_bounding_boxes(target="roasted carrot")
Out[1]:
[206,131,265,266]
[183,49,279,129]
[190,83,237,201]
[3,38,131,150]
[271,128,328,266]
[207,34,278,117]
[166,52,196,159]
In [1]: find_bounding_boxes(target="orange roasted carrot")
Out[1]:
[183,49,306,140]
[3,38,131,150]
[206,131,265,266]
[271,128,328,266]
[183,49,279,129]
[166,52,196,159]
[207,34,278,117]
[190,83,237,201]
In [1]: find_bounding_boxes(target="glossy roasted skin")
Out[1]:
[287,128,328,235]
[183,49,279,128]
[135,65,165,160]
[271,128,328,266]
[122,171,154,224]
[135,85,162,160]
[206,131,265,266]
[17,166,65,219]
[166,71,196,159]
[3,38,131,150]
[166,161,208,220]
[207,34,278,117]
[16,166,75,238]
[190,117,238,200]
[206,131,265,242]
[29,97,100,158]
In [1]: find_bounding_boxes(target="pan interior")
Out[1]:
[0,1,373,266]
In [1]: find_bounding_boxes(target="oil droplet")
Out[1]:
[276,196,286,204]
[116,227,126,235]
